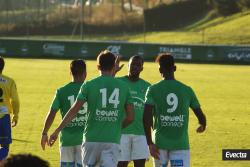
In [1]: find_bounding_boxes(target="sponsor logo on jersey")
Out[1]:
[95,109,119,122]
[160,114,184,127]
[67,115,87,127]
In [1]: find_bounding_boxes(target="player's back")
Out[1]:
[146,79,200,150]
[150,80,195,113]
[0,74,17,116]
[56,82,85,117]
[53,82,87,146]
[78,75,131,144]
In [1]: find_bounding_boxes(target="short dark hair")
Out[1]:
[0,56,5,71]
[97,50,116,71]
[155,53,175,71]
[129,55,144,64]
[70,59,86,76]
[0,154,49,167]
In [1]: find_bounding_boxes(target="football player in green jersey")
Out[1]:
[143,53,206,167]
[48,50,134,167]
[117,56,150,167]
[41,59,87,167]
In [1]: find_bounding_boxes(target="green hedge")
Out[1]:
[208,0,250,16]
[144,0,210,31]
[209,0,240,16]
[239,0,250,8]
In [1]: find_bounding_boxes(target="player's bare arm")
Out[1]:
[41,110,57,150]
[48,100,85,146]
[11,107,19,127]
[143,104,153,145]
[11,82,20,127]
[143,104,160,159]
[114,55,124,76]
[11,101,19,127]
[192,107,206,133]
[122,104,134,128]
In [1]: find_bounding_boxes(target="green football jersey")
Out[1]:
[145,80,200,150]
[51,82,87,146]
[118,76,150,135]
[77,75,133,144]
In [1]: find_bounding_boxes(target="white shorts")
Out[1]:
[81,142,120,167]
[60,145,82,167]
[154,149,190,167]
[119,134,149,161]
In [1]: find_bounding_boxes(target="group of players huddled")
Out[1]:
[0,50,206,167]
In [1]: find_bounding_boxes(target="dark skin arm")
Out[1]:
[143,104,160,159]
[122,104,134,128]
[192,107,206,133]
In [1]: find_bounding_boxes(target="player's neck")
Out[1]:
[72,79,84,83]
[163,73,175,80]
[100,71,113,76]
[127,75,139,82]
[72,76,85,83]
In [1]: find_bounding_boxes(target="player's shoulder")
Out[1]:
[139,78,151,86]
[116,76,130,85]
[175,80,193,89]
[86,76,102,85]
[149,80,186,89]
[149,80,162,88]
[57,82,72,91]
[115,77,128,86]
[85,76,127,88]
[144,81,158,94]
[83,76,112,87]
[59,82,83,89]
[116,76,127,81]
[173,80,195,94]
[108,78,129,91]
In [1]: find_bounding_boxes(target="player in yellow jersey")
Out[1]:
[0,57,20,161]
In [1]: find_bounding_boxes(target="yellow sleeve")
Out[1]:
[10,80,20,121]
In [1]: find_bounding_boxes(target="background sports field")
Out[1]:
[4,58,250,167]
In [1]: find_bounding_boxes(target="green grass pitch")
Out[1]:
[4,58,250,167]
